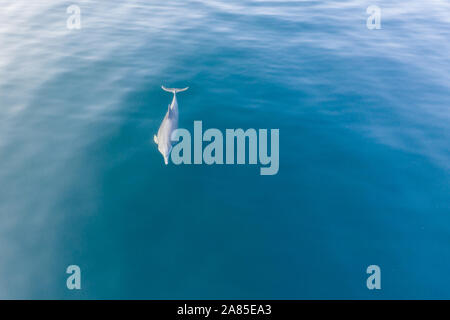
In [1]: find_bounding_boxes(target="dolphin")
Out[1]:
[154,85,189,164]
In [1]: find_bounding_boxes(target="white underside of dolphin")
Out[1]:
[154,85,189,164]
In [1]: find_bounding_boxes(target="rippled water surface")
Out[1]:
[0,0,449,298]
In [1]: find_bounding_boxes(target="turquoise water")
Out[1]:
[0,0,449,299]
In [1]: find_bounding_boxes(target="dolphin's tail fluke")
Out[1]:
[161,86,189,94]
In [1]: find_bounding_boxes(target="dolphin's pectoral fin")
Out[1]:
[153,135,158,144]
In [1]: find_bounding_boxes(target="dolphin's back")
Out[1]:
[154,85,187,164]
[155,101,178,164]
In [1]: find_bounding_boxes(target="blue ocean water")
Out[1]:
[0,0,449,299]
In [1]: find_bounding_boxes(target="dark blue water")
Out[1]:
[0,0,449,299]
